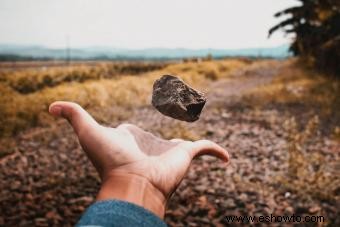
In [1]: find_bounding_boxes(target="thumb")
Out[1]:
[49,101,98,135]
[157,140,229,196]
[187,140,229,162]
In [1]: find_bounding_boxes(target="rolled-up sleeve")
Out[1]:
[76,200,167,227]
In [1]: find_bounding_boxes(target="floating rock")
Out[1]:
[152,75,206,122]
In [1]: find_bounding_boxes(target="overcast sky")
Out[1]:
[0,0,297,49]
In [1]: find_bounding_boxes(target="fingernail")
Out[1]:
[49,105,62,116]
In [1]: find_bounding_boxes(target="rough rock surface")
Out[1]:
[152,75,206,122]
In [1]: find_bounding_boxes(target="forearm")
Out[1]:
[96,172,167,218]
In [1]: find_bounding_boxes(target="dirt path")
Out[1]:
[1,61,339,227]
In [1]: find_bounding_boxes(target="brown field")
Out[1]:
[0,59,246,139]
[0,58,339,226]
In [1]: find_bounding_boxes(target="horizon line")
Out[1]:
[0,43,290,51]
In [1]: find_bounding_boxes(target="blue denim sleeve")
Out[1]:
[76,200,167,227]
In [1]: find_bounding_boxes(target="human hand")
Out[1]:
[49,101,229,218]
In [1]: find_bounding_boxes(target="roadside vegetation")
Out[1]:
[242,59,339,206]
[0,59,249,140]
[244,59,340,136]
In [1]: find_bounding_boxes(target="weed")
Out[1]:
[278,116,340,201]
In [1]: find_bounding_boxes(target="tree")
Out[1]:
[269,0,340,76]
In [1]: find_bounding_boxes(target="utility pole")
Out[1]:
[66,35,71,65]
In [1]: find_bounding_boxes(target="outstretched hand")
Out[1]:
[49,101,229,218]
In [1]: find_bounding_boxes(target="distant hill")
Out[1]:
[0,44,291,60]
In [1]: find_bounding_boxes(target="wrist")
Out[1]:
[96,172,166,218]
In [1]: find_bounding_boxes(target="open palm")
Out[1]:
[49,101,229,215]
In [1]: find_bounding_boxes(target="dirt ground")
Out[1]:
[0,60,339,226]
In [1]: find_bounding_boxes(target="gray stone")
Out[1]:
[152,75,206,122]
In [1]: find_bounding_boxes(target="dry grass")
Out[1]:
[0,62,167,93]
[278,116,340,202]
[244,59,340,135]
[0,59,249,138]
[165,59,247,81]
[242,59,340,202]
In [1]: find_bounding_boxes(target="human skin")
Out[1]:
[49,101,229,218]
